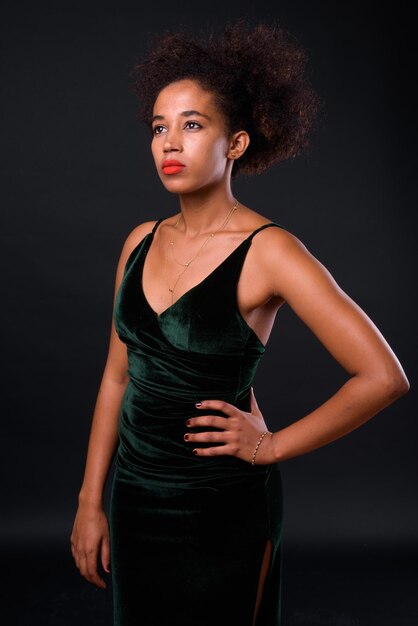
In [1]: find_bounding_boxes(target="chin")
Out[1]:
[158,174,224,196]
[158,178,201,195]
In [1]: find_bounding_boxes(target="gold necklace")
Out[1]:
[164,200,238,304]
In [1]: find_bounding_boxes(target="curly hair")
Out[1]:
[130,20,321,176]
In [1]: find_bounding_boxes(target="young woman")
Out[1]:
[70,21,409,626]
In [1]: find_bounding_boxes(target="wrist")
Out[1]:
[251,430,271,466]
[78,490,103,509]
[270,430,284,463]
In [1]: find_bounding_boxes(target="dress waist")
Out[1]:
[115,382,269,488]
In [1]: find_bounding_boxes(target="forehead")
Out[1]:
[153,79,218,115]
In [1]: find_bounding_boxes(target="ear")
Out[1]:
[227,130,250,161]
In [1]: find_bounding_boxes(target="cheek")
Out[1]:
[150,139,159,162]
[206,138,229,171]
[196,136,228,163]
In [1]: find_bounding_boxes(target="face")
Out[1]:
[150,79,232,195]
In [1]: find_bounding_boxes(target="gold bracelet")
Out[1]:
[251,431,271,466]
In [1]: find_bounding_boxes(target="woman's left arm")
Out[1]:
[186,229,410,464]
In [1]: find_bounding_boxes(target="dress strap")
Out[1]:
[246,222,284,242]
[151,218,165,235]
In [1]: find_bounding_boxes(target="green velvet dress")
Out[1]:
[109,217,284,626]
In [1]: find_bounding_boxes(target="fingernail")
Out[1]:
[186,419,191,426]
[192,449,198,455]
[184,434,189,441]
[195,402,202,407]
[107,563,111,572]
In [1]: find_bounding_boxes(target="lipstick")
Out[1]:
[162,159,186,175]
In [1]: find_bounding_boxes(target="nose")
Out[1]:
[163,128,182,153]
[163,140,181,153]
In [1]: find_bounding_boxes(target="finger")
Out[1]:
[186,415,230,429]
[101,535,111,574]
[72,554,80,570]
[194,399,235,415]
[85,549,106,589]
[70,538,76,558]
[70,537,82,570]
[70,534,78,562]
[192,443,234,457]
[184,430,229,443]
[78,552,89,580]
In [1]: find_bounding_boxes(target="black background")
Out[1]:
[1,1,417,624]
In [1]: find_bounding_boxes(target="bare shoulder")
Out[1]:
[251,221,340,301]
[112,219,160,287]
[121,219,160,258]
[251,218,311,260]
[239,207,318,283]
[240,207,306,251]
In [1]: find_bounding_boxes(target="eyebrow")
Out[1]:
[151,110,211,123]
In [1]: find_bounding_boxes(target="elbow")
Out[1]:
[396,375,410,397]
[381,371,410,401]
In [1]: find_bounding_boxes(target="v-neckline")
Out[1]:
[139,231,251,320]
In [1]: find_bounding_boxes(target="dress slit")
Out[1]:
[253,539,273,626]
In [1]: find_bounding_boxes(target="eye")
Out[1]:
[152,125,166,135]
[185,121,202,130]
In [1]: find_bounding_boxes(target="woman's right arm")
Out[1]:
[70,221,157,590]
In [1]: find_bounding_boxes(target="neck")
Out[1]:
[177,189,237,236]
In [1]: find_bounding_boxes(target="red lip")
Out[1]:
[162,159,186,175]
[162,159,185,167]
